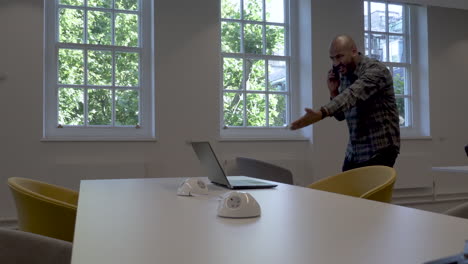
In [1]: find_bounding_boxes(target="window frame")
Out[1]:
[364,1,413,129]
[219,0,304,140]
[43,0,155,141]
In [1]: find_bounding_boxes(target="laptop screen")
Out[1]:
[191,142,231,187]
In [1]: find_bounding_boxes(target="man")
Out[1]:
[290,35,400,171]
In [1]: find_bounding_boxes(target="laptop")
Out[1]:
[190,141,277,189]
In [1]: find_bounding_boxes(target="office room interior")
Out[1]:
[0,0,468,225]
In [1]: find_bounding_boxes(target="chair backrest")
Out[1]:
[229,157,294,184]
[444,202,468,219]
[465,144,468,157]
[307,166,397,203]
[7,177,78,242]
[0,228,72,264]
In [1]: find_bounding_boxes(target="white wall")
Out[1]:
[1,0,468,219]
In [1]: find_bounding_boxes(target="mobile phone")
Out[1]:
[331,65,340,79]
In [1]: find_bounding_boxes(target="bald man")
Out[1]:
[291,35,400,171]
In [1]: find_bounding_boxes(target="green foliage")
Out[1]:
[246,93,266,126]
[246,60,265,90]
[59,8,84,43]
[59,0,84,6]
[221,0,287,127]
[393,71,406,125]
[59,88,84,125]
[224,93,244,126]
[116,0,138,10]
[221,22,240,53]
[221,0,240,19]
[88,89,112,125]
[244,24,263,54]
[116,90,139,125]
[244,0,262,21]
[57,2,140,126]
[269,94,286,126]
[223,58,243,90]
[59,49,84,85]
[88,0,112,8]
[116,13,138,47]
[393,72,404,94]
[116,52,139,87]
[88,50,112,86]
[88,10,112,45]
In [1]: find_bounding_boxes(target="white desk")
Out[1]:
[72,178,468,264]
[432,166,468,173]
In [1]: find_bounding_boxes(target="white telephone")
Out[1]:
[217,191,261,218]
[177,178,209,196]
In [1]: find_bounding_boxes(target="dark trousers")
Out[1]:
[342,146,399,172]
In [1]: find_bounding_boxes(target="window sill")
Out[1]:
[218,136,310,142]
[401,136,432,140]
[40,137,157,142]
[219,127,310,142]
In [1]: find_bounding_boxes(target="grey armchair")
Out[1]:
[0,228,72,264]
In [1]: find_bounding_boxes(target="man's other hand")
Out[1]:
[290,108,323,130]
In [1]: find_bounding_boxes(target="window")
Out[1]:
[364,1,410,128]
[44,0,154,140]
[220,0,294,139]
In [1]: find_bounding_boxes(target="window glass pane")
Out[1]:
[389,4,403,33]
[364,33,369,56]
[88,0,112,8]
[246,93,266,126]
[115,52,139,86]
[221,0,241,19]
[244,23,263,54]
[396,97,406,126]
[58,87,84,125]
[59,49,84,85]
[364,1,369,31]
[223,57,243,90]
[369,34,387,61]
[87,50,112,86]
[116,89,139,126]
[115,13,139,47]
[246,59,265,91]
[266,0,284,23]
[59,0,84,6]
[59,8,84,44]
[88,10,112,45]
[393,67,406,95]
[224,92,244,126]
[389,35,405,63]
[221,22,241,53]
[244,0,263,21]
[268,60,286,91]
[370,2,386,32]
[115,0,138,11]
[266,25,284,56]
[88,89,112,125]
[269,94,286,126]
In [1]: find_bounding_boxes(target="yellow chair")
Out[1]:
[7,177,78,242]
[307,165,397,203]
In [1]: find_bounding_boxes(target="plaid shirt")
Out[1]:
[323,54,400,163]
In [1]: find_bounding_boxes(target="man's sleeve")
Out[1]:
[322,63,391,116]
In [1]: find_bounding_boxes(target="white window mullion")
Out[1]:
[83,48,89,126]
[265,58,269,127]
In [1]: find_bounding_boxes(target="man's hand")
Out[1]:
[290,108,323,130]
[327,69,340,98]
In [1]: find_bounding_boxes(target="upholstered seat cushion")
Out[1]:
[0,228,72,264]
